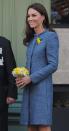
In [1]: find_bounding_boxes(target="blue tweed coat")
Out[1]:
[20,30,59,125]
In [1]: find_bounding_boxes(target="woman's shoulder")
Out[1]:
[45,30,59,48]
[46,30,58,37]
[45,30,59,42]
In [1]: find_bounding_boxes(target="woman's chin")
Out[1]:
[30,25,35,28]
[29,24,36,28]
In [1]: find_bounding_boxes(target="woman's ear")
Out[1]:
[42,16,45,21]
[41,16,45,24]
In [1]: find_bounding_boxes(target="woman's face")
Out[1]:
[27,8,45,29]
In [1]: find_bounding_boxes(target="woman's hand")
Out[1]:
[16,76,31,88]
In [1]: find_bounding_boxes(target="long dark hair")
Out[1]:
[23,3,54,45]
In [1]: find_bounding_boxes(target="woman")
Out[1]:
[16,3,59,131]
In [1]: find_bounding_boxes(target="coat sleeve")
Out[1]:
[30,32,59,84]
[4,40,17,99]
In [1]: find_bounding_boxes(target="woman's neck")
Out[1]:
[34,26,46,35]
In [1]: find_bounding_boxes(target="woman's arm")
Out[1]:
[30,32,59,83]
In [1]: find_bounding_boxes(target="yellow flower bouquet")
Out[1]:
[12,67,29,77]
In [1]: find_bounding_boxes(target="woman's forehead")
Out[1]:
[28,8,41,15]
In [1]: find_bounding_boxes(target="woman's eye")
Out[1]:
[32,14,37,17]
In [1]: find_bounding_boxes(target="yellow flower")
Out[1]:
[12,67,29,77]
[21,67,29,75]
[36,37,42,44]
[12,67,21,75]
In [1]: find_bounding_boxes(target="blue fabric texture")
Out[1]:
[20,30,59,125]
